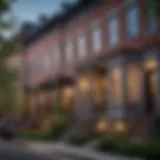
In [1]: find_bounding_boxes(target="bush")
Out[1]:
[68,131,103,145]
[18,114,69,141]
[18,129,50,140]
[95,134,160,159]
[49,114,68,140]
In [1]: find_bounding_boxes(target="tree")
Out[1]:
[0,0,17,116]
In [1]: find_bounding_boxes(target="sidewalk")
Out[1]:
[23,141,144,160]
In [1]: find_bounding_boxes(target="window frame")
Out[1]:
[106,10,119,46]
[124,0,139,39]
[90,20,102,53]
[76,30,86,59]
[65,36,73,66]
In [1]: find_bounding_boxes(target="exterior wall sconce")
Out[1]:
[96,118,108,132]
[113,120,127,134]
[77,77,89,92]
[144,57,157,70]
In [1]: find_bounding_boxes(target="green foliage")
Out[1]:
[48,114,69,140]
[68,131,103,146]
[0,0,18,116]
[18,129,51,141]
[95,134,160,159]
[19,114,69,141]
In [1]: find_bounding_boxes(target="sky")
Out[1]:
[12,0,77,26]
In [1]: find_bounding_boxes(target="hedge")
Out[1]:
[95,134,160,159]
[18,114,69,141]
[68,131,105,145]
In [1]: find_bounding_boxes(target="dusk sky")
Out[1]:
[12,0,77,24]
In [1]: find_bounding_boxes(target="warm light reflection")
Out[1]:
[77,76,89,92]
[144,57,157,70]
[96,118,108,132]
[111,67,122,102]
[127,65,139,102]
[62,86,75,107]
[114,120,127,133]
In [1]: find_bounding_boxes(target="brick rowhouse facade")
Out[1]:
[21,0,160,137]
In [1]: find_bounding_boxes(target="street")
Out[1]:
[0,141,94,160]
[0,141,56,160]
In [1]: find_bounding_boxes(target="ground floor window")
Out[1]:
[62,86,75,108]
[127,65,140,103]
[77,75,90,92]
[111,67,122,103]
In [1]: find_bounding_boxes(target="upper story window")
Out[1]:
[145,0,157,34]
[91,21,101,53]
[65,37,73,66]
[77,30,86,59]
[125,0,139,39]
[107,11,119,46]
[52,43,60,68]
[44,54,50,72]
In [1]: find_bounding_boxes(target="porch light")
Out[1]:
[78,77,89,92]
[144,57,157,70]
[62,87,75,107]
[114,120,127,133]
[96,118,108,132]
[64,87,75,97]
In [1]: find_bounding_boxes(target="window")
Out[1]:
[91,21,101,52]
[127,65,140,102]
[125,0,139,39]
[77,31,86,59]
[111,67,122,102]
[52,43,60,68]
[65,37,73,65]
[44,54,50,72]
[108,15,118,46]
[145,0,156,34]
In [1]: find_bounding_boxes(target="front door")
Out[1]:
[144,69,156,116]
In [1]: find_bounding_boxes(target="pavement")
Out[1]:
[0,140,144,160]
[0,140,55,160]
[22,141,144,160]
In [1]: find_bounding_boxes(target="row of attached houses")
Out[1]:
[20,0,160,137]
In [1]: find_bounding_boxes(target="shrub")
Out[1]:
[49,114,68,140]
[68,131,103,145]
[18,129,50,140]
[18,114,69,141]
[95,134,160,159]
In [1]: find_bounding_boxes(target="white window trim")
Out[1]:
[90,20,102,53]
[124,0,139,39]
[106,10,119,46]
[65,36,73,66]
[77,29,86,59]
[52,43,60,68]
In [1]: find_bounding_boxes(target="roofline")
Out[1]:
[23,0,101,47]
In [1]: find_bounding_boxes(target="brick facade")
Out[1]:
[21,0,160,137]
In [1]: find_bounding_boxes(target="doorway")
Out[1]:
[144,69,156,116]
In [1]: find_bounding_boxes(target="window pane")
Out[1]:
[77,32,86,58]
[127,66,140,102]
[92,24,101,52]
[52,44,60,67]
[126,5,139,38]
[65,38,73,65]
[146,8,156,33]
[111,67,122,102]
[108,16,118,46]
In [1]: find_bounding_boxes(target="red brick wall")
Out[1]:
[23,0,160,87]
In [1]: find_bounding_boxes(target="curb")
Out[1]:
[25,142,144,160]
